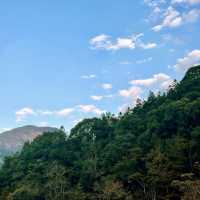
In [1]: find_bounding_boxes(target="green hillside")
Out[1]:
[0,66,200,200]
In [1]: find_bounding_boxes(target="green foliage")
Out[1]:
[7,186,41,200]
[0,66,200,199]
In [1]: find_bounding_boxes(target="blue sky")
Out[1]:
[0,0,200,132]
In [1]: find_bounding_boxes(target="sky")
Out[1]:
[0,0,200,132]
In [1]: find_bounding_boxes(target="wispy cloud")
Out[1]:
[102,83,113,90]
[171,0,200,5]
[174,49,200,72]
[129,73,173,90]
[90,33,157,51]
[118,71,173,112]
[90,95,104,101]
[138,42,157,49]
[152,6,200,31]
[16,107,36,122]
[130,73,172,88]
[16,104,107,122]
[16,107,74,122]
[119,86,142,99]
[56,108,74,117]
[90,94,114,101]
[39,108,74,117]
[78,105,106,115]
[152,7,183,31]
[118,86,143,113]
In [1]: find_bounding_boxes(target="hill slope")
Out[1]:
[0,126,57,162]
[0,66,199,200]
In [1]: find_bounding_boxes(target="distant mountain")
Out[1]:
[0,125,57,162]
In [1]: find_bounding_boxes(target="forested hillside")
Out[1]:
[0,66,199,200]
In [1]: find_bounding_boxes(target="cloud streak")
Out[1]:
[130,73,172,89]
[152,6,200,31]
[78,105,106,115]
[90,33,157,51]
[119,86,142,99]
[102,83,113,90]
[16,104,106,122]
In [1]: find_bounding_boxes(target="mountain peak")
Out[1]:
[0,125,57,159]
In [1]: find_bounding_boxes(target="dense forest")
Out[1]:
[0,65,200,200]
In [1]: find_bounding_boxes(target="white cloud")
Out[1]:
[16,107,36,122]
[138,42,157,49]
[130,73,171,87]
[102,83,113,90]
[15,103,107,122]
[90,34,110,44]
[152,7,183,31]
[90,34,137,51]
[119,86,142,99]
[90,94,114,101]
[90,33,157,51]
[16,107,75,122]
[56,108,74,117]
[152,7,200,31]
[118,86,142,112]
[172,0,200,5]
[174,49,200,72]
[78,105,106,115]
[90,95,103,101]
[109,38,136,50]
[160,79,174,89]
[81,74,96,79]
[130,73,173,90]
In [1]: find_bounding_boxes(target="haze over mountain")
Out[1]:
[0,125,57,162]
